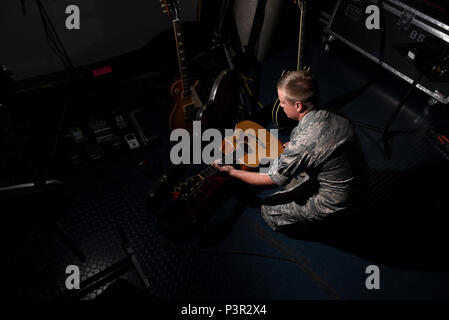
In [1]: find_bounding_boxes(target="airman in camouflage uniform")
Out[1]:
[214,71,366,234]
[262,108,364,232]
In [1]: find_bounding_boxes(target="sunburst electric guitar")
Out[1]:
[272,0,310,129]
[160,0,204,132]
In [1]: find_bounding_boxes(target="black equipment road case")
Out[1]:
[325,0,449,104]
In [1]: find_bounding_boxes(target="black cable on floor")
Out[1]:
[158,238,312,268]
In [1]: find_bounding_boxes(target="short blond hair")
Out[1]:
[277,70,319,110]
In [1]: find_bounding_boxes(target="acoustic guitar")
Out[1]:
[157,120,284,236]
[172,120,284,200]
[159,0,203,132]
[272,0,310,129]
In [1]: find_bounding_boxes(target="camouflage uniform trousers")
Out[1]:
[260,172,321,231]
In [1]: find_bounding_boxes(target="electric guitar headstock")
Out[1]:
[159,0,181,19]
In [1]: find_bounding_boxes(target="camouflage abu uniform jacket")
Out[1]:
[262,109,363,231]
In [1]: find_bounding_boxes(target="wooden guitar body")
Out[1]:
[160,0,207,132]
[220,120,284,170]
[168,79,201,132]
[168,69,241,133]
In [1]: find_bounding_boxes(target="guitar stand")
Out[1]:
[352,72,424,159]
[184,0,252,120]
[187,0,232,64]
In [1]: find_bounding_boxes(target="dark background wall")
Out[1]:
[0,0,199,81]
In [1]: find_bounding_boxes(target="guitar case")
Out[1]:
[199,69,241,134]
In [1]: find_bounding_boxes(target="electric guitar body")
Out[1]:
[160,0,205,132]
[161,0,241,132]
[168,79,202,132]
